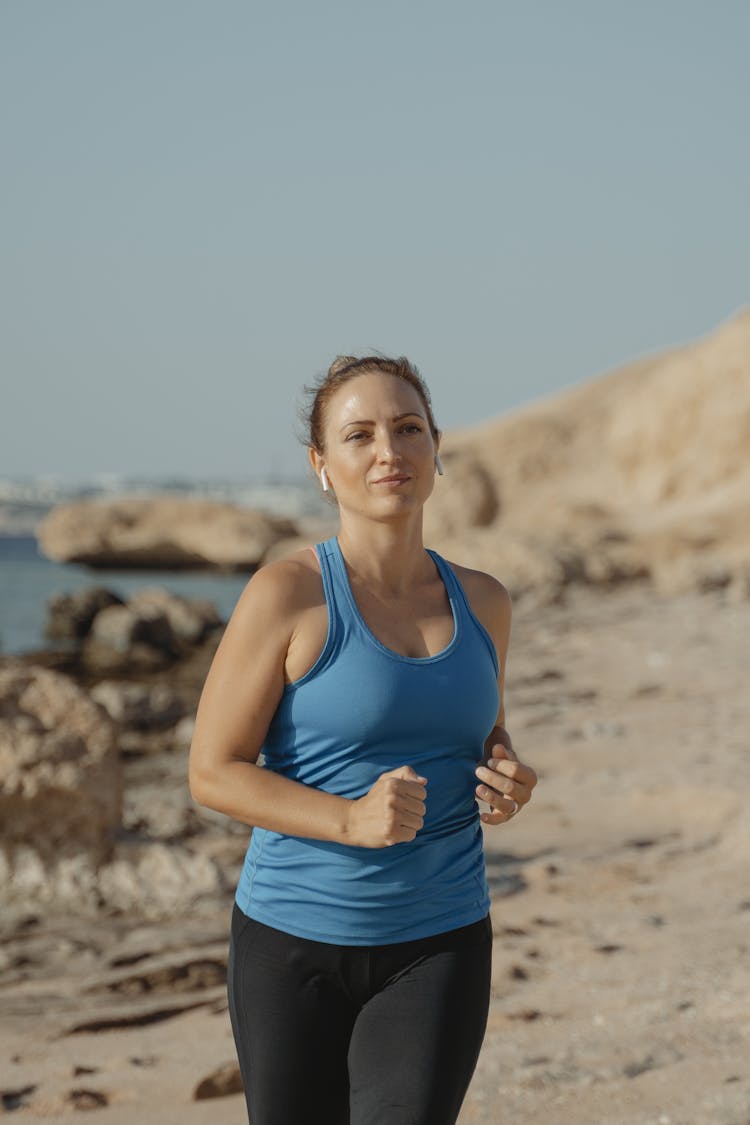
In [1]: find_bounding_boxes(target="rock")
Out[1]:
[651,553,732,598]
[193,1062,244,1100]
[36,496,297,571]
[45,587,124,640]
[430,308,750,595]
[432,529,581,604]
[97,842,227,920]
[38,585,225,677]
[45,585,223,650]
[88,604,177,654]
[90,681,186,730]
[128,587,223,643]
[727,562,750,603]
[606,311,750,506]
[579,531,651,588]
[122,785,196,840]
[5,845,102,905]
[116,729,178,758]
[173,715,196,750]
[423,451,499,540]
[0,661,122,893]
[82,604,179,674]
[82,639,174,675]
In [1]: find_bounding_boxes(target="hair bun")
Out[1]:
[327,355,360,377]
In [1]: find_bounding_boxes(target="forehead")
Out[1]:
[325,372,426,423]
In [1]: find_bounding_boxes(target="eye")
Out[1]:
[401,423,423,434]
[345,430,369,441]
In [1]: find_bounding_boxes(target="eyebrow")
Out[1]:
[339,412,425,432]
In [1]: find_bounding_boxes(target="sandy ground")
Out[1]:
[2,580,749,1124]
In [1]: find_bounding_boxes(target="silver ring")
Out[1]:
[507,799,519,817]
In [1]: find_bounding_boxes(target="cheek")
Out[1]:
[329,446,368,483]
[412,436,438,465]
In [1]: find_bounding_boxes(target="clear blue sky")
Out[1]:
[2,0,748,481]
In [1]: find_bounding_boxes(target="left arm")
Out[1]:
[454,566,538,825]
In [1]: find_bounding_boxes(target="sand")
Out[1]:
[2,579,749,1124]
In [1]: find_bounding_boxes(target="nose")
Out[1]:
[374,428,400,463]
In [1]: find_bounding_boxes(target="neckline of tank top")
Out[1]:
[326,535,461,665]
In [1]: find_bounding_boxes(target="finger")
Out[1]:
[391,825,420,844]
[393,779,428,800]
[387,765,428,784]
[395,809,425,831]
[480,805,517,825]
[484,757,537,789]
[382,770,427,804]
[479,790,519,821]
[487,742,518,762]
[476,783,521,813]
[475,765,529,805]
[394,794,427,817]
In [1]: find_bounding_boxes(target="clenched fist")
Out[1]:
[345,765,428,848]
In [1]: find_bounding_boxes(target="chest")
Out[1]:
[349,581,455,659]
[285,574,457,683]
[274,630,499,772]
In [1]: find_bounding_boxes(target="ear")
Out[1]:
[309,446,324,478]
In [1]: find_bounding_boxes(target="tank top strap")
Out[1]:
[314,536,348,641]
[425,547,462,604]
[426,548,500,677]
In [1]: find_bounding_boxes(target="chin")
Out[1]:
[371,493,430,519]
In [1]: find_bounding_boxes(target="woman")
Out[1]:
[189,354,537,1125]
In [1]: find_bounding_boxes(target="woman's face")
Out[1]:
[310,372,440,518]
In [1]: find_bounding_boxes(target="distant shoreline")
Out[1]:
[0,535,252,657]
[0,475,328,537]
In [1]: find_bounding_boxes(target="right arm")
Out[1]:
[188,559,426,848]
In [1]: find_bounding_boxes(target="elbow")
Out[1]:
[188,750,258,812]
[188,733,217,806]
[188,775,206,807]
[188,758,212,807]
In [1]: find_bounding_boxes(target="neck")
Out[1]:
[336,512,433,596]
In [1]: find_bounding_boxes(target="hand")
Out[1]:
[475,743,537,826]
[346,765,428,848]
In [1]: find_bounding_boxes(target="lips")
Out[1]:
[372,474,411,484]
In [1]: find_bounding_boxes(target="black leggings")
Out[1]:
[227,902,492,1125]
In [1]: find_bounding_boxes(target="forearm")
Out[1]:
[190,759,354,844]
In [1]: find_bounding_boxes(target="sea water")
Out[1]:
[0,475,338,655]
[0,477,334,656]
[0,534,257,656]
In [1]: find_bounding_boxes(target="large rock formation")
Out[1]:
[423,450,498,541]
[90,680,187,730]
[45,586,125,639]
[36,496,297,570]
[0,661,122,887]
[0,658,229,919]
[40,584,225,677]
[428,308,750,601]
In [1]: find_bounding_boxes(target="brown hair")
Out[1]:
[301,353,439,453]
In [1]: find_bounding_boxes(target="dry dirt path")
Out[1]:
[2,583,748,1124]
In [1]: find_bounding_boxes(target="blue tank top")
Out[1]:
[234,535,500,944]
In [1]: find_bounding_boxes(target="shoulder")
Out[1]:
[445,559,511,612]
[440,558,512,675]
[229,547,325,632]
